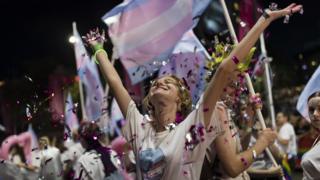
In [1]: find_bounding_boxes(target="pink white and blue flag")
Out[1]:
[159,30,208,104]
[297,66,320,122]
[102,0,211,84]
[27,124,38,149]
[73,23,104,121]
[65,92,79,131]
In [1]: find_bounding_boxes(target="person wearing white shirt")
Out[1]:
[301,92,320,179]
[276,112,297,169]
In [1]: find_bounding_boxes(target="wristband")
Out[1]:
[93,49,107,64]
[93,44,104,52]
[262,10,270,19]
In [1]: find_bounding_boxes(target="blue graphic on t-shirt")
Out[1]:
[139,148,165,180]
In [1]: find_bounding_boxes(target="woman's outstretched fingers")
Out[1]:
[291,4,303,14]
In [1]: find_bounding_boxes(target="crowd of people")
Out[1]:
[1,3,320,180]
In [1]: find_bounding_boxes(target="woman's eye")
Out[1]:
[165,80,175,84]
[151,81,157,86]
[309,108,315,113]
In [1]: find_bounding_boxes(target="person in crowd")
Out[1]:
[201,81,278,179]
[296,123,316,170]
[276,112,297,170]
[0,131,40,179]
[301,92,320,179]
[61,129,85,179]
[32,136,63,180]
[246,122,284,180]
[74,121,124,180]
[84,3,302,179]
[111,136,136,179]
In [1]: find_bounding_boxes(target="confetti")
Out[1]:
[185,124,205,151]
[269,2,278,11]
[26,106,33,120]
[75,169,84,180]
[44,158,53,165]
[239,21,246,27]
[175,113,184,124]
[24,75,33,82]
[63,133,69,141]
[240,157,248,166]
[283,15,290,24]
[299,7,304,14]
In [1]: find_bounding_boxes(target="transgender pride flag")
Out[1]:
[159,30,209,104]
[65,92,79,131]
[297,66,320,122]
[73,23,104,121]
[102,0,211,84]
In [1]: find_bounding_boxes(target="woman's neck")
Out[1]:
[152,102,178,132]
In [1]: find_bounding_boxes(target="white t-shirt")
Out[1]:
[205,106,250,180]
[61,142,84,166]
[277,123,297,158]
[74,149,123,180]
[123,96,223,180]
[74,150,106,180]
[301,141,320,180]
[38,146,63,180]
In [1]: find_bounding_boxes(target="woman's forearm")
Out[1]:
[96,51,132,117]
[222,16,271,73]
[203,16,270,127]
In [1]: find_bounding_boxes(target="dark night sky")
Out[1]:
[0,0,319,85]
[0,0,120,81]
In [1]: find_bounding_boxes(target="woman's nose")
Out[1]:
[156,80,165,86]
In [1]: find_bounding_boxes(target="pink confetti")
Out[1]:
[141,122,145,127]
[240,157,248,166]
[231,132,238,138]
[64,133,69,141]
[203,107,209,112]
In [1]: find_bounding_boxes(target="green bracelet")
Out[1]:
[93,44,104,52]
[93,49,107,64]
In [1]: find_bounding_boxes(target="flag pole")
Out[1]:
[72,22,87,120]
[219,0,283,176]
[259,34,276,130]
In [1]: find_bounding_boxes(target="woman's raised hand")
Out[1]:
[265,3,303,22]
[82,28,106,49]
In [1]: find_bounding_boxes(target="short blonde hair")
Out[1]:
[142,75,192,119]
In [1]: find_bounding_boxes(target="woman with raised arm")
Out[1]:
[301,92,320,179]
[84,3,302,179]
[200,79,279,180]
